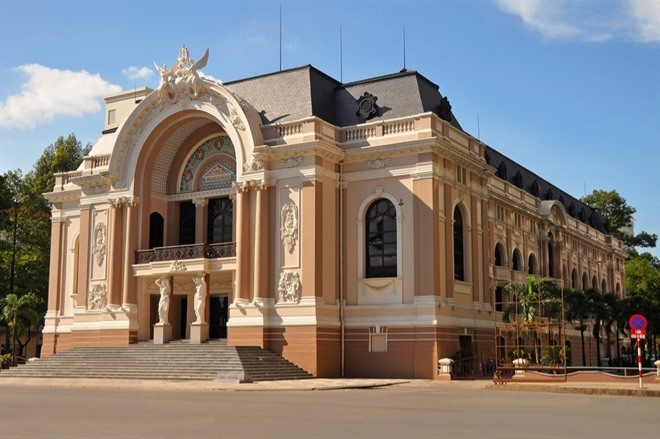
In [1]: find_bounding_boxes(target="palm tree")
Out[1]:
[0,292,43,365]
[566,289,590,366]
[503,276,562,364]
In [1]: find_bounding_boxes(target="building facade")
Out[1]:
[42,47,627,378]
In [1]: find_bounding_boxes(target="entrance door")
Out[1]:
[209,295,228,338]
[179,297,188,339]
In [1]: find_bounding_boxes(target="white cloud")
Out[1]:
[0,64,122,129]
[626,0,660,43]
[495,0,659,44]
[121,66,154,80]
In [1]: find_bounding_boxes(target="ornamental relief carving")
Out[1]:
[93,223,107,267]
[366,157,391,169]
[243,157,264,172]
[280,201,299,254]
[169,260,187,272]
[229,106,246,131]
[361,279,398,296]
[88,283,107,311]
[277,271,301,304]
[281,156,304,169]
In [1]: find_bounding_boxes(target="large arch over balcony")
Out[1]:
[107,77,263,195]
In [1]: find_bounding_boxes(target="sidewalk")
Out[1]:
[1,376,658,396]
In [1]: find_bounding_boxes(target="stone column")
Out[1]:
[76,206,92,308]
[541,232,549,277]
[481,201,491,307]
[470,196,480,303]
[443,184,454,299]
[47,219,65,313]
[122,197,139,306]
[193,197,208,244]
[107,198,124,306]
[253,181,269,302]
[234,184,250,304]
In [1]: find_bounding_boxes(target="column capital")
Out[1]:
[252,179,268,191]
[126,196,140,207]
[233,181,250,193]
[192,197,208,207]
[108,197,127,208]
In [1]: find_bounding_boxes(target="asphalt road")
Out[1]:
[1,384,658,438]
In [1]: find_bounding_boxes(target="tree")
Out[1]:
[625,257,660,304]
[0,134,89,355]
[580,189,657,251]
[0,293,44,364]
[566,289,590,366]
[586,288,614,367]
[503,276,562,364]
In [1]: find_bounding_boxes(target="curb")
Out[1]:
[485,383,660,398]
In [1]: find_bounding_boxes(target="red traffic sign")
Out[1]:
[628,314,647,331]
[631,333,646,339]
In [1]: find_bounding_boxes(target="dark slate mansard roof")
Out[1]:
[224,65,608,234]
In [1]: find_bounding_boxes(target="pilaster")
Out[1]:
[122,197,139,306]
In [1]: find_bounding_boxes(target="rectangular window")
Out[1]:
[514,213,522,228]
[107,109,116,125]
[456,165,467,185]
[496,206,504,221]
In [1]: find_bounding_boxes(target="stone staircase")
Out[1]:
[0,340,313,382]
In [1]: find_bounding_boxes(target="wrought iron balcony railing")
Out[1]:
[135,242,236,264]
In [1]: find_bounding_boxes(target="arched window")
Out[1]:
[592,276,598,291]
[179,201,196,245]
[494,243,505,267]
[571,269,579,290]
[528,253,537,275]
[207,197,233,243]
[601,279,607,293]
[582,273,589,291]
[512,249,522,271]
[149,212,164,249]
[366,199,397,278]
[615,283,621,297]
[453,207,465,281]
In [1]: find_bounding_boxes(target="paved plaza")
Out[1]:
[1,379,658,438]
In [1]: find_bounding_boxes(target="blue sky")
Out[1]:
[1,0,659,257]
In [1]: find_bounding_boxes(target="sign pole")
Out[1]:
[628,314,647,390]
[637,338,643,389]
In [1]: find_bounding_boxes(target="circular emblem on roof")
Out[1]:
[356,92,378,120]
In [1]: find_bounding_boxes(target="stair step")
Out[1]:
[1,341,313,382]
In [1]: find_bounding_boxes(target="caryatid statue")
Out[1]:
[193,273,207,324]
[155,276,171,325]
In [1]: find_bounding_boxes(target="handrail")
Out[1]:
[135,242,236,264]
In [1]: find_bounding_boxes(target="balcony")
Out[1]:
[135,242,236,264]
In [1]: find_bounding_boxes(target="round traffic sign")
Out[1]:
[628,314,647,331]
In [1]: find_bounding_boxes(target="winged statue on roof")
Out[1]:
[154,46,210,103]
